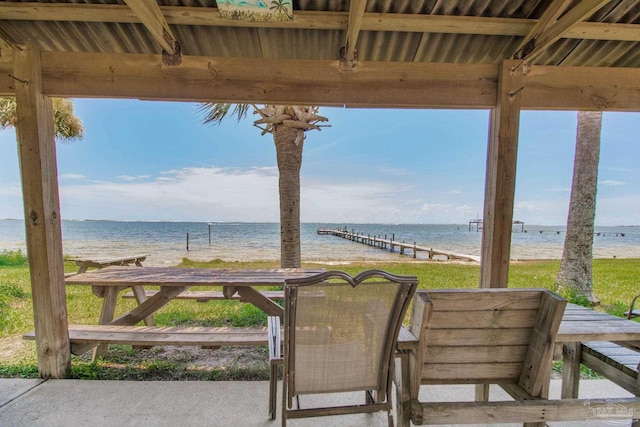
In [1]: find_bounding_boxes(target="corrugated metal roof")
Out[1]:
[0,0,638,67]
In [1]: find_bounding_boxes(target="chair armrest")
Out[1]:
[268,315,282,362]
[627,295,640,319]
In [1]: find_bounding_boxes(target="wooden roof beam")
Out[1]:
[340,0,367,71]
[0,52,638,111]
[514,0,612,61]
[514,0,573,58]
[123,0,181,64]
[1,3,639,42]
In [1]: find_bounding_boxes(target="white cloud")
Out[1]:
[514,200,569,225]
[600,180,625,186]
[0,183,21,196]
[59,167,281,222]
[60,173,86,180]
[51,166,488,224]
[118,174,151,182]
[548,186,570,192]
[444,189,462,195]
[18,164,639,226]
[596,195,640,225]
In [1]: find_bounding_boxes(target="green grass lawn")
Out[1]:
[2,251,639,380]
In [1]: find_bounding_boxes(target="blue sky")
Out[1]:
[0,99,638,225]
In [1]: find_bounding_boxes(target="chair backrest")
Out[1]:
[409,288,566,398]
[283,270,417,402]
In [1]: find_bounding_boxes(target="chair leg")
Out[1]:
[395,353,411,427]
[281,371,287,427]
[269,362,278,420]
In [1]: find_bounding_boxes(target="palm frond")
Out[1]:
[198,103,251,125]
[0,97,84,142]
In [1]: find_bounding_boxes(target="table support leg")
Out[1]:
[72,286,187,356]
[131,285,155,326]
[237,287,284,318]
[110,286,187,326]
[562,342,581,399]
[475,384,490,401]
[90,286,119,360]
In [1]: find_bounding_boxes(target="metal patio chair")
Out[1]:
[268,270,417,426]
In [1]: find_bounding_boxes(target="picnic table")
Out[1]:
[69,253,150,273]
[557,303,640,399]
[61,266,324,356]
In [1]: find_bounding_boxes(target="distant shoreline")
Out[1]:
[2,218,640,228]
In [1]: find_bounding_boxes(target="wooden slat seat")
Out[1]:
[23,325,269,354]
[121,289,284,302]
[581,341,640,393]
[396,288,640,426]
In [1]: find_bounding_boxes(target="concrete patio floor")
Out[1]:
[0,378,635,426]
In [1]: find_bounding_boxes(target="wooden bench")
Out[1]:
[121,289,285,303]
[24,324,418,356]
[581,341,640,394]
[23,325,270,354]
[70,254,150,274]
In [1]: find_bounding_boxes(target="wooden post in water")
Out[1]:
[208,223,211,245]
[186,233,190,251]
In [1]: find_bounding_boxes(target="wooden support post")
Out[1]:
[562,342,582,398]
[479,59,523,289]
[14,45,70,378]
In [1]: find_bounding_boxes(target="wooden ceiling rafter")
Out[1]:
[340,0,367,71]
[122,0,181,64]
[514,0,613,61]
[513,0,573,58]
[1,3,639,42]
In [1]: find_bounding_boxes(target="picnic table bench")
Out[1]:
[24,324,420,351]
[24,325,271,349]
[69,253,150,274]
[580,341,640,395]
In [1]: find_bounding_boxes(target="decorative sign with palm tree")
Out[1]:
[218,0,292,22]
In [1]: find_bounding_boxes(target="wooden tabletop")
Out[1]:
[65,266,326,287]
[557,303,640,343]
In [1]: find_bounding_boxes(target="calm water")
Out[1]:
[1,220,639,266]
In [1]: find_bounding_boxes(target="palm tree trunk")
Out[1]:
[556,111,602,303]
[273,125,303,268]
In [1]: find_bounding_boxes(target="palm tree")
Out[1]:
[0,97,84,141]
[269,0,291,19]
[199,103,328,268]
[555,111,602,304]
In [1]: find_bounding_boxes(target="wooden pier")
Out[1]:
[317,228,480,262]
[469,219,524,232]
